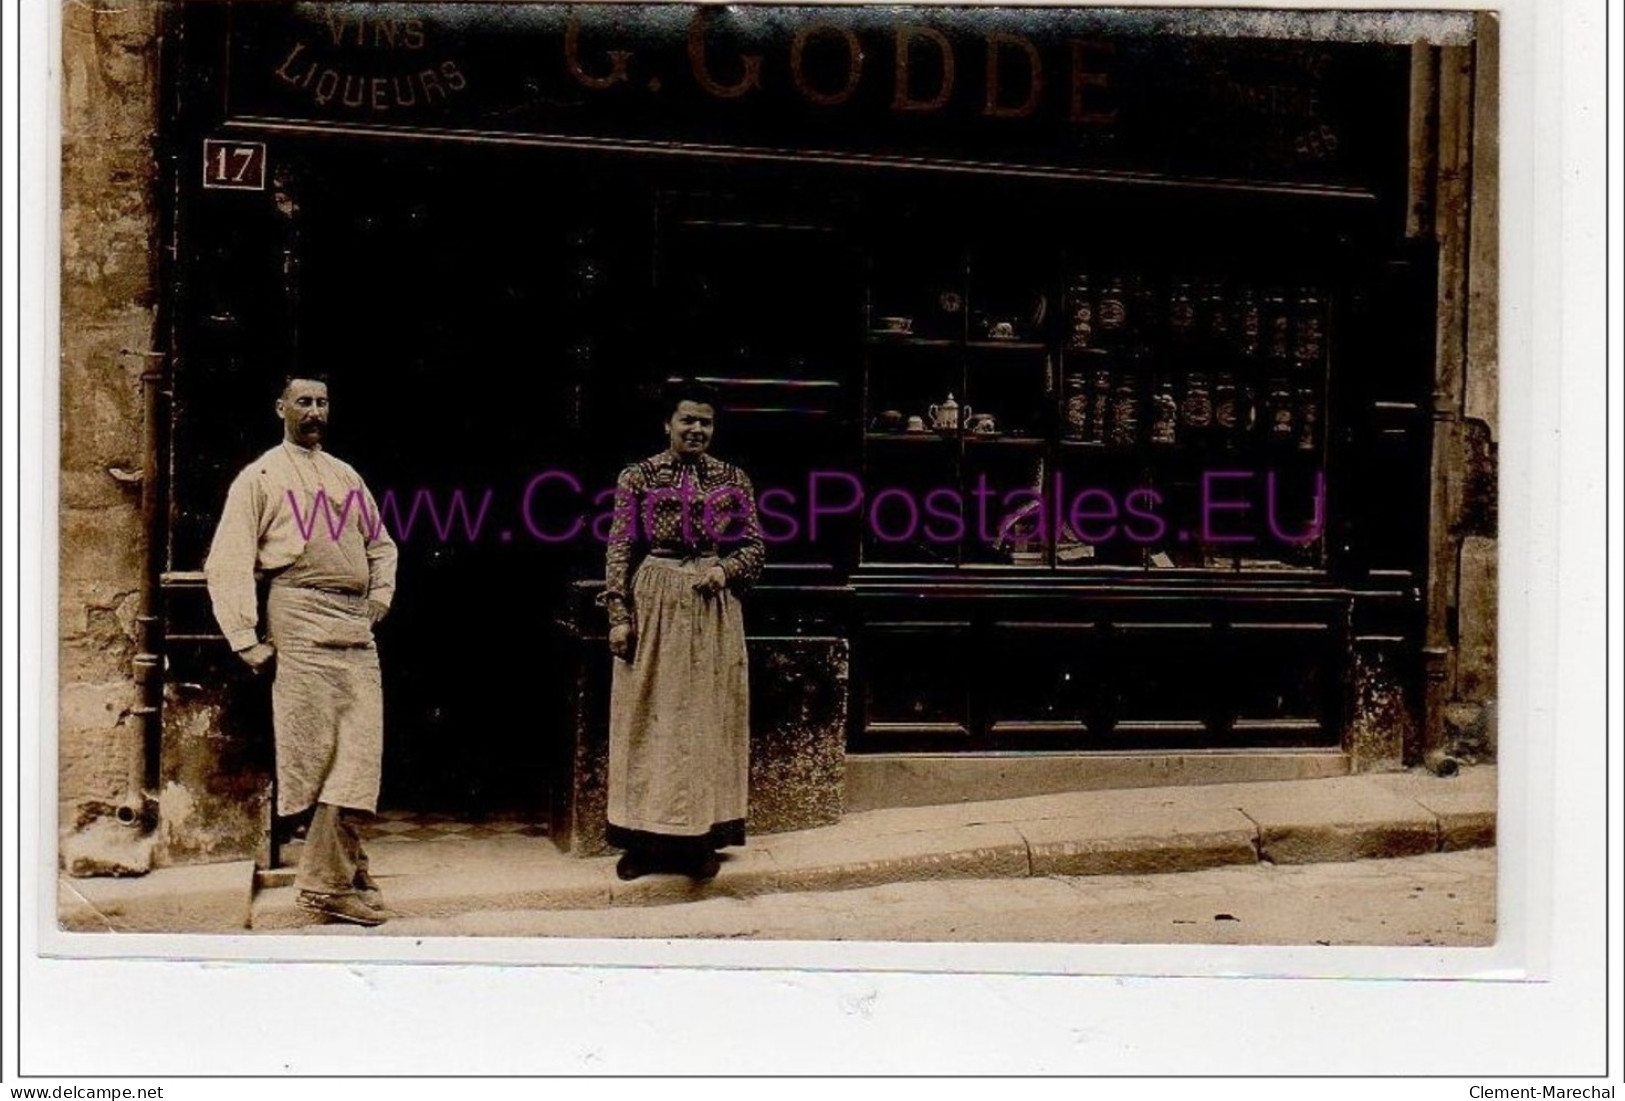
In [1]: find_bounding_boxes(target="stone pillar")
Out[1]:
[1421,22,1498,764]
[1452,15,1499,758]
[58,3,163,811]
[737,638,849,834]
[1420,42,1473,762]
[157,626,276,869]
[1347,637,1414,773]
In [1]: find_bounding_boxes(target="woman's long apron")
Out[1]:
[606,554,749,849]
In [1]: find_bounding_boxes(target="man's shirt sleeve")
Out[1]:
[204,469,267,652]
[361,481,398,609]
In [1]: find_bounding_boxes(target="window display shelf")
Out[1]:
[864,335,957,348]
[860,237,1334,577]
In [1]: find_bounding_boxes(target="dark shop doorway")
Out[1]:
[286,143,621,816]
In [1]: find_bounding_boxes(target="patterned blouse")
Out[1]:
[600,450,766,627]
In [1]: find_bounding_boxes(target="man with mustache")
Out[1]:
[204,375,399,926]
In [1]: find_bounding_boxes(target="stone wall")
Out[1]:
[59,1,163,805]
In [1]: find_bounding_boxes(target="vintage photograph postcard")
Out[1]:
[55,1,1501,947]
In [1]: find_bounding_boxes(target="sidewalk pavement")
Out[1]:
[57,766,1495,934]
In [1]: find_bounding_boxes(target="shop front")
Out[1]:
[150,3,1490,864]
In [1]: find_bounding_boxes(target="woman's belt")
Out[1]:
[646,547,719,561]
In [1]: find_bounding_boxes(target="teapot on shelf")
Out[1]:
[928,392,970,431]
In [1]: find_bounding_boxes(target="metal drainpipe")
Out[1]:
[134,1,180,794]
[124,350,168,792]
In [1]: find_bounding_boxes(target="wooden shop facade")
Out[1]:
[149,3,1495,864]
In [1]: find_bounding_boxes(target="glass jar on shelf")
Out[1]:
[1090,367,1113,443]
[1063,370,1090,440]
[1264,287,1292,363]
[1267,377,1295,441]
[1212,372,1241,446]
[1067,274,1095,350]
[1167,278,1197,342]
[1202,281,1230,346]
[1293,286,1326,367]
[1096,275,1128,344]
[1108,376,1139,448]
[1149,377,1179,446]
[1234,284,1262,359]
[1179,371,1213,431]
[1296,385,1320,451]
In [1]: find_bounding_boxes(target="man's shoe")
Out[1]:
[298,890,385,927]
[353,870,386,910]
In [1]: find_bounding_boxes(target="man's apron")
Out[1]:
[265,506,382,817]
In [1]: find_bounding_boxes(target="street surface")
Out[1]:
[306,848,1495,944]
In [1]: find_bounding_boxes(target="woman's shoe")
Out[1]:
[616,851,652,881]
[689,851,722,882]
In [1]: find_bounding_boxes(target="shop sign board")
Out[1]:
[215,3,1421,192]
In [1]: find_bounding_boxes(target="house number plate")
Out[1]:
[202,139,268,191]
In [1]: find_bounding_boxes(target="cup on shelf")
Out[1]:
[905,415,927,433]
[873,409,905,431]
[876,316,914,335]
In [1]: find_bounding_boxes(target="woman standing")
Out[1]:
[600,379,765,881]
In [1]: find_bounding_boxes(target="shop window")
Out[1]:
[860,208,1336,576]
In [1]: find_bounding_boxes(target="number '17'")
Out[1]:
[203,140,264,188]
[214,145,257,182]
